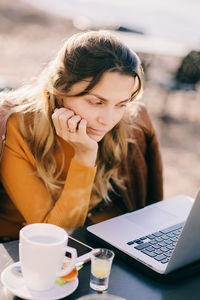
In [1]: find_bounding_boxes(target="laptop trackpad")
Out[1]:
[126,206,180,231]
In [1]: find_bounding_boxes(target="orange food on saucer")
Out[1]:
[60,267,78,282]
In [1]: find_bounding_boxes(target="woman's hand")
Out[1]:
[52,108,98,167]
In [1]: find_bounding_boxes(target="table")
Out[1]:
[1,226,200,300]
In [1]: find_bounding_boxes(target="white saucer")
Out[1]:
[1,262,79,300]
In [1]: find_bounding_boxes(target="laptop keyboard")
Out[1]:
[127,222,184,264]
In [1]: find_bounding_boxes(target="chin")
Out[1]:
[88,134,104,142]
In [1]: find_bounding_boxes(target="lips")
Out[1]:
[87,127,107,135]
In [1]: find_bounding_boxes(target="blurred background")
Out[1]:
[0,0,199,199]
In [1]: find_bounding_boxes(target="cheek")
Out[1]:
[64,101,89,120]
[113,110,125,126]
[77,111,92,123]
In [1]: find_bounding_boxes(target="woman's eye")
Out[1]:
[117,103,127,108]
[89,100,103,105]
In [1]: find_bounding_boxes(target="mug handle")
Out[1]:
[56,246,77,277]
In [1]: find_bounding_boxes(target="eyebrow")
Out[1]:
[88,93,131,104]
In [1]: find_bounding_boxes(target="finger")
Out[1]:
[52,108,74,135]
[56,109,74,128]
[52,110,61,134]
[67,115,81,132]
[52,108,74,127]
[78,119,87,135]
[52,107,74,120]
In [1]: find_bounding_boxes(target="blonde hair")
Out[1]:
[0,30,143,202]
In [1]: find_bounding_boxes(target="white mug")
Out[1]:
[19,223,77,291]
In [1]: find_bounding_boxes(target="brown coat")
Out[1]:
[118,102,163,211]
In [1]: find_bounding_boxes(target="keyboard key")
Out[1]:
[135,239,142,243]
[166,244,174,250]
[162,235,169,240]
[146,246,155,252]
[160,222,184,234]
[155,237,163,242]
[155,249,163,255]
[158,241,167,247]
[173,229,182,235]
[127,241,135,245]
[152,244,161,249]
[154,254,167,261]
[141,249,157,257]
[149,239,157,245]
[165,239,173,244]
[165,251,172,257]
[153,232,162,237]
[135,240,144,244]
[134,242,151,250]
[160,247,169,252]
[146,234,155,239]
[167,233,175,238]
[161,258,169,264]
[170,236,179,242]
[140,237,147,240]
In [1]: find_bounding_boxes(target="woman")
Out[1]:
[0,30,163,240]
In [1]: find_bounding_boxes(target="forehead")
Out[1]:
[67,71,135,101]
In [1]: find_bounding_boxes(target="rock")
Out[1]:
[175,50,200,84]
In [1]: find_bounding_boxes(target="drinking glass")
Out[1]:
[90,248,115,291]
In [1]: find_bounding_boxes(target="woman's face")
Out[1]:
[62,71,135,142]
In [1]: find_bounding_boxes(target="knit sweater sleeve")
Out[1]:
[0,114,96,229]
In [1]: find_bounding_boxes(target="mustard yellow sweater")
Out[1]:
[0,114,96,238]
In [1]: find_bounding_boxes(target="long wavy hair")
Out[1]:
[0,30,143,204]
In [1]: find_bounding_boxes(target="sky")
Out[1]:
[24,0,200,49]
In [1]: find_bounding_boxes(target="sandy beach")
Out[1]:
[1,0,199,199]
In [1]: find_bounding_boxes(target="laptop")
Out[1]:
[87,190,200,275]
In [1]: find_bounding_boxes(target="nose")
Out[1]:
[97,108,115,127]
